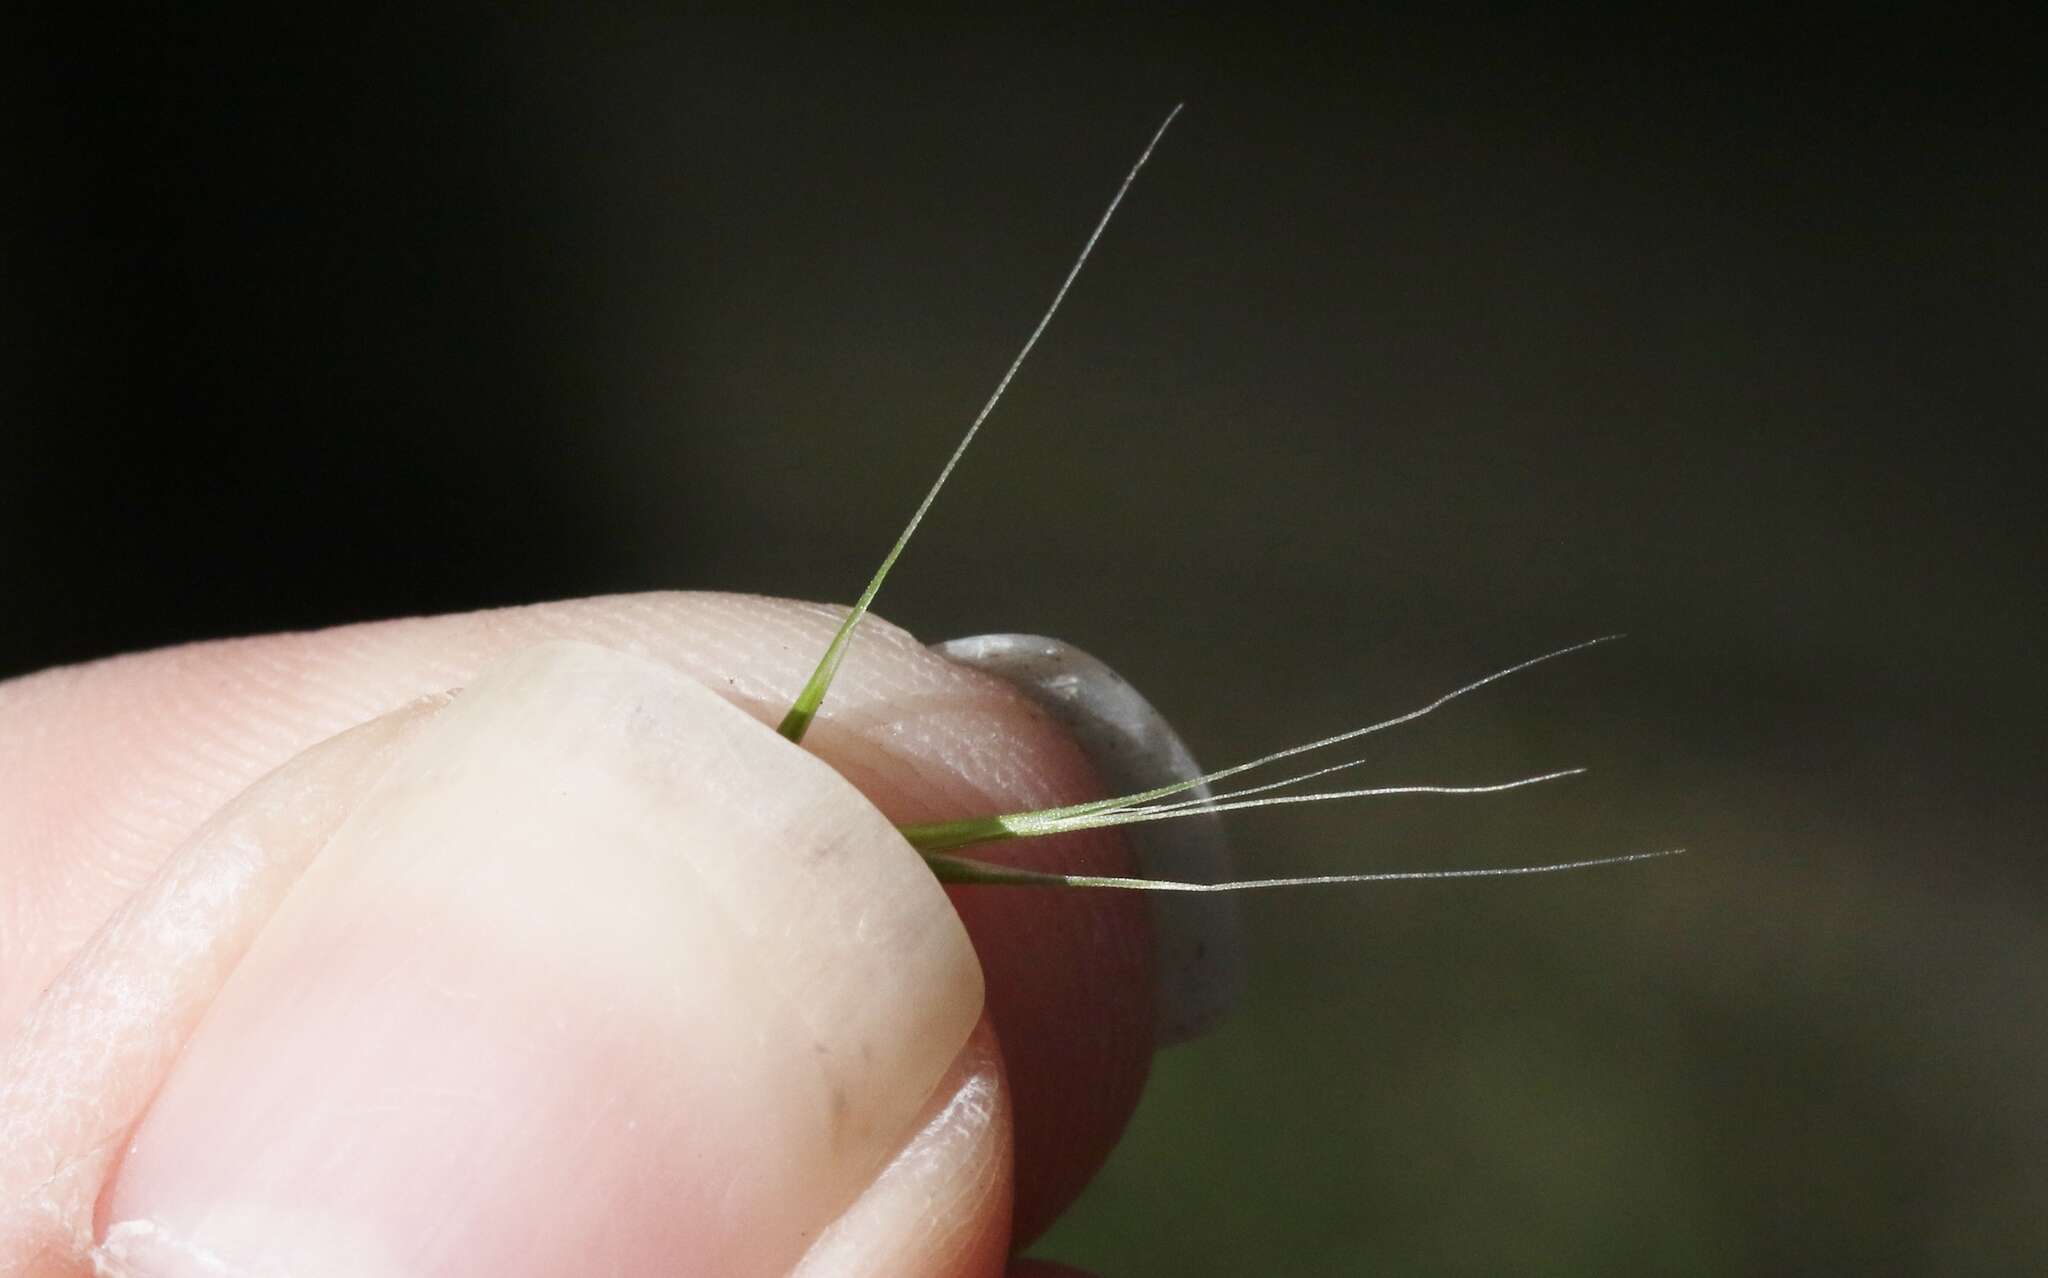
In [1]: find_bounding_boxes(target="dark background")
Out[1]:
[10,9,2045,1274]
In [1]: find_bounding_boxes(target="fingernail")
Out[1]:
[930,634,1244,1046]
[98,641,982,1277]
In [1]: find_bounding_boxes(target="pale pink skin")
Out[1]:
[0,594,1163,1278]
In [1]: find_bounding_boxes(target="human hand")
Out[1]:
[0,593,1215,1277]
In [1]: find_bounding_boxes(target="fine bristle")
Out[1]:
[898,636,1620,855]
[775,104,1187,744]
[926,848,1686,891]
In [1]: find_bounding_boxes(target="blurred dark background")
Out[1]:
[10,8,2045,1274]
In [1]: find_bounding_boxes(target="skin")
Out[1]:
[0,592,1161,1277]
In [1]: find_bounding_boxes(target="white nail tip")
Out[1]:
[931,634,1245,1045]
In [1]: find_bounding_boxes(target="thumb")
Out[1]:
[86,641,999,1276]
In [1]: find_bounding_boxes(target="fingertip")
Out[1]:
[96,642,983,1276]
[2,593,1169,1250]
